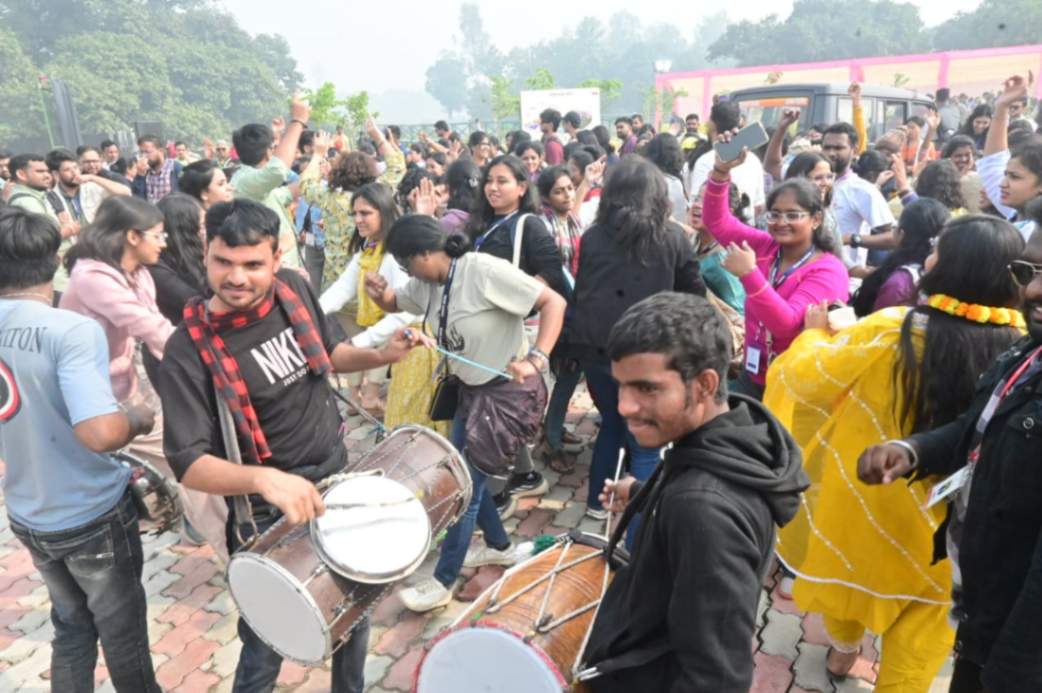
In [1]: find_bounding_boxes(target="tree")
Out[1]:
[580,79,624,109]
[425,53,469,118]
[342,91,377,133]
[0,27,45,141]
[932,0,1042,51]
[524,68,556,91]
[708,0,926,67]
[303,82,345,127]
[489,76,520,123]
[0,1,301,145]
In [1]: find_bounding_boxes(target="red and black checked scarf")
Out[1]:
[182,279,332,465]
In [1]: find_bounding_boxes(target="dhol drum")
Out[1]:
[113,451,183,536]
[227,425,471,665]
[312,425,471,583]
[414,531,629,693]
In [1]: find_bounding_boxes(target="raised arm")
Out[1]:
[764,109,800,182]
[985,75,1031,157]
[850,83,868,155]
[703,150,776,254]
[273,95,311,169]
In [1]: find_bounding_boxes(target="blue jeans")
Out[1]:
[230,511,369,693]
[544,366,583,451]
[583,362,661,548]
[10,489,160,693]
[434,410,511,587]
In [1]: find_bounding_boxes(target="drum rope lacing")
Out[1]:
[573,450,625,682]
[348,431,470,528]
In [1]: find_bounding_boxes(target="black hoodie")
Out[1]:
[583,395,808,693]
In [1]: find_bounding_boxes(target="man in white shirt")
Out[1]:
[822,122,895,278]
[688,100,765,220]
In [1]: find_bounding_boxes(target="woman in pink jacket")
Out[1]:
[60,196,228,559]
[704,150,849,399]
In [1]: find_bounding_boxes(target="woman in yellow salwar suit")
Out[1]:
[764,213,1027,690]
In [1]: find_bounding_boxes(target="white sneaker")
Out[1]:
[585,506,610,521]
[398,577,452,612]
[463,543,525,568]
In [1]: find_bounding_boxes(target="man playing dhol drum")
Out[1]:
[580,292,809,692]
[157,198,417,693]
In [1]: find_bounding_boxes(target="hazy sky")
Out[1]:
[218,0,983,119]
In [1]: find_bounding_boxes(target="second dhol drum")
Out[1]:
[226,425,471,664]
[414,531,629,693]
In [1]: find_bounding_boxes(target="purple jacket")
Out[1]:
[439,208,470,236]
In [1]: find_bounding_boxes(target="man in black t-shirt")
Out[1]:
[158,199,416,693]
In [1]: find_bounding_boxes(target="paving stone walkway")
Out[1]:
[0,389,952,692]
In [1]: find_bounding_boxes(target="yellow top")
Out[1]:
[764,307,951,634]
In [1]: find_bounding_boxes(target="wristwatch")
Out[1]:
[850,233,863,248]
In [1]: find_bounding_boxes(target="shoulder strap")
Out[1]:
[512,213,530,268]
[214,392,259,547]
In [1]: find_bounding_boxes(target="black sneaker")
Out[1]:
[494,490,518,520]
[506,471,549,499]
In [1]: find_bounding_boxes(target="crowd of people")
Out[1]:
[1,71,1042,693]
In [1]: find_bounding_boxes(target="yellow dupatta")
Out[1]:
[355,241,386,327]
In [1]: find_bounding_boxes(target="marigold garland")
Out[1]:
[926,294,1026,331]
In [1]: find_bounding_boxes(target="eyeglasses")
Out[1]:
[765,210,811,224]
[140,230,168,242]
[1008,259,1042,287]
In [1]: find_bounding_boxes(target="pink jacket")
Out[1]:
[60,259,174,402]
[703,178,849,383]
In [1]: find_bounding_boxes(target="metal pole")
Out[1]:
[36,76,56,148]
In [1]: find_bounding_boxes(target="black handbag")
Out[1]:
[428,373,461,421]
[427,257,464,422]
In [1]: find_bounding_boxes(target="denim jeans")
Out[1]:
[229,510,369,693]
[543,366,583,451]
[10,489,160,693]
[583,362,661,548]
[433,409,511,587]
[304,245,325,295]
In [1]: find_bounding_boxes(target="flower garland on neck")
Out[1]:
[926,294,1026,331]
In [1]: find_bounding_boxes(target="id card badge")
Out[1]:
[745,345,763,375]
[925,466,971,508]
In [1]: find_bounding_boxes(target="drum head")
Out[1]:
[312,475,431,584]
[227,554,329,665]
[417,625,565,693]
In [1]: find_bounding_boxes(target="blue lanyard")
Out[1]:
[473,211,519,251]
[769,247,815,289]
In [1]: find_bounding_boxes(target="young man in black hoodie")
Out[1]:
[580,292,809,692]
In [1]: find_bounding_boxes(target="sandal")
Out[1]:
[825,645,861,681]
[547,450,575,475]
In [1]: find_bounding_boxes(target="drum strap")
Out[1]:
[215,391,260,548]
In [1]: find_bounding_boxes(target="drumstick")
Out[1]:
[603,449,625,539]
[324,498,415,511]
[331,387,386,431]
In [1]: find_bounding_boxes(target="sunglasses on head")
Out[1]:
[1008,260,1042,287]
